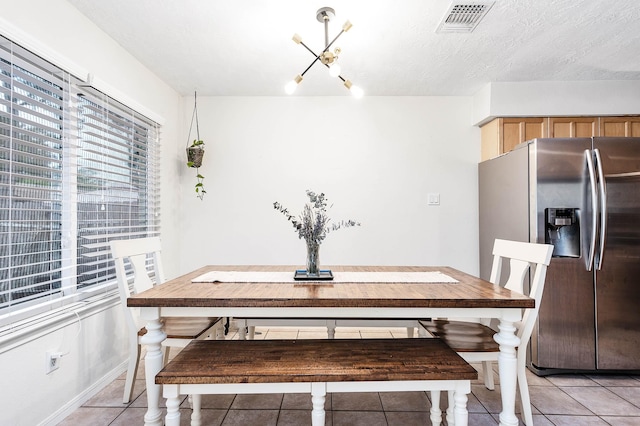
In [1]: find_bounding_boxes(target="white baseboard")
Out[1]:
[38,360,128,426]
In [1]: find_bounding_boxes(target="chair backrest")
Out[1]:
[488,239,554,342]
[110,237,165,332]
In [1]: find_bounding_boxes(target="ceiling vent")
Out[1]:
[436,2,495,33]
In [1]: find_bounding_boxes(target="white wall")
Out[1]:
[0,1,182,425]
[178,96,481,276]
[1,301,128,426]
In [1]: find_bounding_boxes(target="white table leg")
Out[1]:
[140,310,166,426]
[494,318,521,426]
[311,382,326,426]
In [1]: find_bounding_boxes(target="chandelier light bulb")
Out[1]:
[344,80,364,99]
[284,80,297,95]
[350,84,364,98]
[284,75,303,95]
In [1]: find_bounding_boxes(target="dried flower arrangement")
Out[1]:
[274,190,360,275]
[274,190,360,245]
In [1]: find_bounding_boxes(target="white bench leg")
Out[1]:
[191,394,202,426]
[429,391,443,426]
[164,385,181,426]
[447,390,455,425]
[311,382,326,426]
[452,389,469,426]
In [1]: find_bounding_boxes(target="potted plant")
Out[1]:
[187,139,205,168]
[186,139,205,200]
[186,92,206,200]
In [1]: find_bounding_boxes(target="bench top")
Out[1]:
[156,338,478,385]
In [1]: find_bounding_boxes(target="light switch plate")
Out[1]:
[427,193,440,205]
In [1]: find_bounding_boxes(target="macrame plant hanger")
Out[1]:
[186,91,206,199]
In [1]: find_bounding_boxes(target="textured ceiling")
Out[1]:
[66,0,640,97]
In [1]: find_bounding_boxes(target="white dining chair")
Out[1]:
[110,237,224,404]
[421,238,553,426]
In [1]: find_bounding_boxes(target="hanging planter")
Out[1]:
[186,91,206,200]
[186,140,205,168]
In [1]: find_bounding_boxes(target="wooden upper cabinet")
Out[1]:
[548,117,599,138]
[600,116,640,137]
[481,116,640,162]
[480,117,546,161]
[502,118,546,152]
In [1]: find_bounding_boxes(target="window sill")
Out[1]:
[0,290,120,354]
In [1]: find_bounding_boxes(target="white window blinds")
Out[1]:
[0,36,68,310]
[75,87,161,290]
[0,35,160,322]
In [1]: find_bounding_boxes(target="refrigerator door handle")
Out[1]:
[585,149,598,271]
[594,148,607,270]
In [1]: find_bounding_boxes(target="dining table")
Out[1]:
[128,265,534,426]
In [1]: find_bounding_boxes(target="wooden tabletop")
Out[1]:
[128,265,534,309]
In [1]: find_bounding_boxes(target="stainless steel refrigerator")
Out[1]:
[479,137,640,374]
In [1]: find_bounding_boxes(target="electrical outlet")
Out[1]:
[46,351,61,374]
[427,193,440,206]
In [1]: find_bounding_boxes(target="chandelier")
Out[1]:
[285,7,363,98]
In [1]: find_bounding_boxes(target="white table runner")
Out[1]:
[192,270,458,283]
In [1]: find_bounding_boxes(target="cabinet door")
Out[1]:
[600,116,640,137]
[480,117,546,161]
[501,118,546,153]
[549,117,599,137]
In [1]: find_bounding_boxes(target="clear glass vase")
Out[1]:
[306,242,320,276]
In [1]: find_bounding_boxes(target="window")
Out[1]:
[0,35,160,325]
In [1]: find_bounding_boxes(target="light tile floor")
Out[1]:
[58,326,640,425]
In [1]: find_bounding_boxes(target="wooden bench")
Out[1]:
[156,338,477,426]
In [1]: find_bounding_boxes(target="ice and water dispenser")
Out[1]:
[545,208,580,258]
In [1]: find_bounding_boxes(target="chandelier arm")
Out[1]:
[324,29,345,52]
[301,57,320,77]
[300,41,320,58]
[298,42,323,77]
